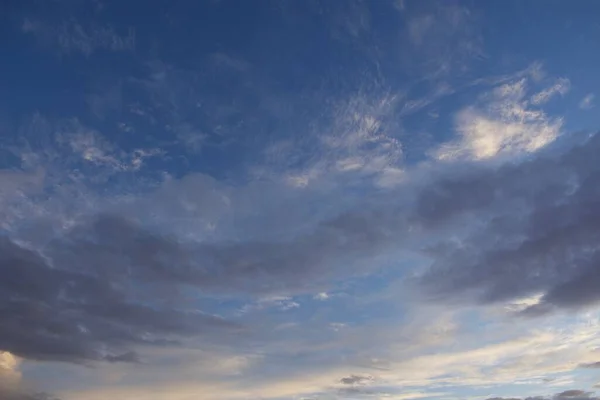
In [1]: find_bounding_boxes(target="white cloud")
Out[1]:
[580,93,595,110]
[60,121,161,172]
[0,352,23,398]
[0,352,18,372]
[530,78,571,105]
[314,292,330,300]
[377,166,405,188]
[435,78,562,160]
[65,128,122,168]
[329,322,347,332]
[368,312,600,391]
[277,92,402,188]
[400,83,454,117]
[502,293,545,313]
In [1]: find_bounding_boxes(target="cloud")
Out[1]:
[1,352,60,400]
[7,1,600,399]
[174,123,207,153]
[2,111,597,389]
[210,53,251,72]
[238,296,300,314]
[580,94,595,110]
[9,116,161,193]
[530,78,571,105]
[276,0,372,44]
[0,388,59,400]
[339,374,374,385]
[59,120,161,172]
[0,168,45,203]
[0,216,241,364]
[579,362,600,369]
[5,114,599,375]
[403,2,484,79]
[489,390,600,400]
[0,167,46,232]
[0,352,21,393]
[557,391,595,398]
[357,312,600,390]
[85,83,123,120]
[314,292,330,300]
[417,131,600,313]
[435,77,562,160]
[22,18,135,56]
[278,91,403,188]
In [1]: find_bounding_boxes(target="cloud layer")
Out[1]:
[3,1,600,399]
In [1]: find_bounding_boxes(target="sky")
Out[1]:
[2,0,600,399]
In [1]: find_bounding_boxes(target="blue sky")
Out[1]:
[2,1,600,399]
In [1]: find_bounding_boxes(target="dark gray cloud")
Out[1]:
[0,388,58,400]
[0,172,400,365]
[53,210,394,296]
[487,389,600,400]
[0,203,394,364]
[557,391,595,398]
[579,361,600,369]
[487,398,522,400]
[415,133,600,314]
[0,216,240,364]
[339,374,373,385]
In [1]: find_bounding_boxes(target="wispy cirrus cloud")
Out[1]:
[530,77,571,105]
[22,18,135,56]
[403,2,485,79]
